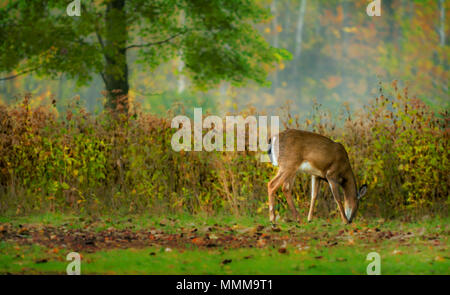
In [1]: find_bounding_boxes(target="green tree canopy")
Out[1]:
[0,0,290,112]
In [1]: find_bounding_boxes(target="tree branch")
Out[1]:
[96,30,105,51]
[99,71,107,87]
[125,31,186,50]
[0,67,39,81]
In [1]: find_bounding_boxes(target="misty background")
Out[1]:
[0,0,448,119]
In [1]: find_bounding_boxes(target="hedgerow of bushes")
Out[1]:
[0,82,448,219]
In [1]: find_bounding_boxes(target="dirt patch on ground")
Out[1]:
[0,222,444,253]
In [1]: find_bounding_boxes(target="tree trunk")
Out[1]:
[294,0,307,76]
[341,0,349,58]
[339,0,349,100]
[271,0,278,91]
[384,0,396,42]
[104,0,129,114]
[177,11,186,93]
[294,0,307,60]
[439,0,446,47]
[177,56,186,93]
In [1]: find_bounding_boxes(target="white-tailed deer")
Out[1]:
[267,129,367,225]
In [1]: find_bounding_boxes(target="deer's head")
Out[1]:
[345,184,367,223]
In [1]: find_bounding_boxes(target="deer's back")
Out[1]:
[276,129,351,176]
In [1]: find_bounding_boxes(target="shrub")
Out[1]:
[0,82,448,219]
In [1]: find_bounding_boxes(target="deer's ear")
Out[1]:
[358,184,368,200]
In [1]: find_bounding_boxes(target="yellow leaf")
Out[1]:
[343,27,357,33]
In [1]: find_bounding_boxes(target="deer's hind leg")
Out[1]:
[268,169,289,224]
[282,172,300,223]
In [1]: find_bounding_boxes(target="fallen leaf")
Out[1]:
[257,238,267,247]
[191,237,205,246]
[278,248,288,254]
[222,259,232,265]
[256,225,265,232]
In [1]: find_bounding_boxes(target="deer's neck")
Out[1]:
[343,170,357,203]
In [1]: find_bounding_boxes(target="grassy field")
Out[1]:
[0,213,448,274]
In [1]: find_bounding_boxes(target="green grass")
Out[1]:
[0,213,448,274]
[0,241,448,275]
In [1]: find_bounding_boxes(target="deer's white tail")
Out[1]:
[268,135,279,166]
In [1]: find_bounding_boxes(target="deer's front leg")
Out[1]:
[307,176,320,222]
[328,180,349,224]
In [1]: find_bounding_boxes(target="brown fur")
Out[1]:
[268,129,364,224]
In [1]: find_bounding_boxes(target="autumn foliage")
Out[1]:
[0,82,448,219]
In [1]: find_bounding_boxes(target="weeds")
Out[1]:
[0,82,448,219]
